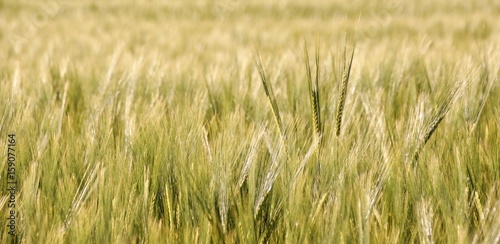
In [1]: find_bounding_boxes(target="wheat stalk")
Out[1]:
[304,44,322,142]
[412,80,464,164]
[254,52,285,139]
[304,43,323,197]
[335,44,355,137]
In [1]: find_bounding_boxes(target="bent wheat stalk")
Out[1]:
[412,80,464,164]
[254,52,285,139]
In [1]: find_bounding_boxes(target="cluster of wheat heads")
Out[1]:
[256,42,472,168]
[251,43,491,241]
[255,43,356,141]
[254,42,356,197]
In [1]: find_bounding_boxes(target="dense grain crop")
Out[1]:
[1,0,499,243]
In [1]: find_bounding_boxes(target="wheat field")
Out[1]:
[1,0,499,243]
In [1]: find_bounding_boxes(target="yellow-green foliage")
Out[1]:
[1,0,499,243]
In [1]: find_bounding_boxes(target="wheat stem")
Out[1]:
[304,42,323,197]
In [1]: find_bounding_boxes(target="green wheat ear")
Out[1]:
[335,43,355,137]
[254,52,285,139]
[304,43,322,143]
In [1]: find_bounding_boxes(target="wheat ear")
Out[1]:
[304,44,322,142]
[254,53,285,139]
[412,81,463,164]
[335,44,355,137]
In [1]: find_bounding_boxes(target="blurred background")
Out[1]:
[2,0,498,67]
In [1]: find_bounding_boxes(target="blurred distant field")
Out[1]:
[1,0,499,243]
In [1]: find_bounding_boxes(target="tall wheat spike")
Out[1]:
[304,43,323,197]
[254,52,285,139]
[304,44,322,142]
[335,44,355,137]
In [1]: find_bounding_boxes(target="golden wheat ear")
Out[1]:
[335,43,355,137]
[254,52,285,139]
